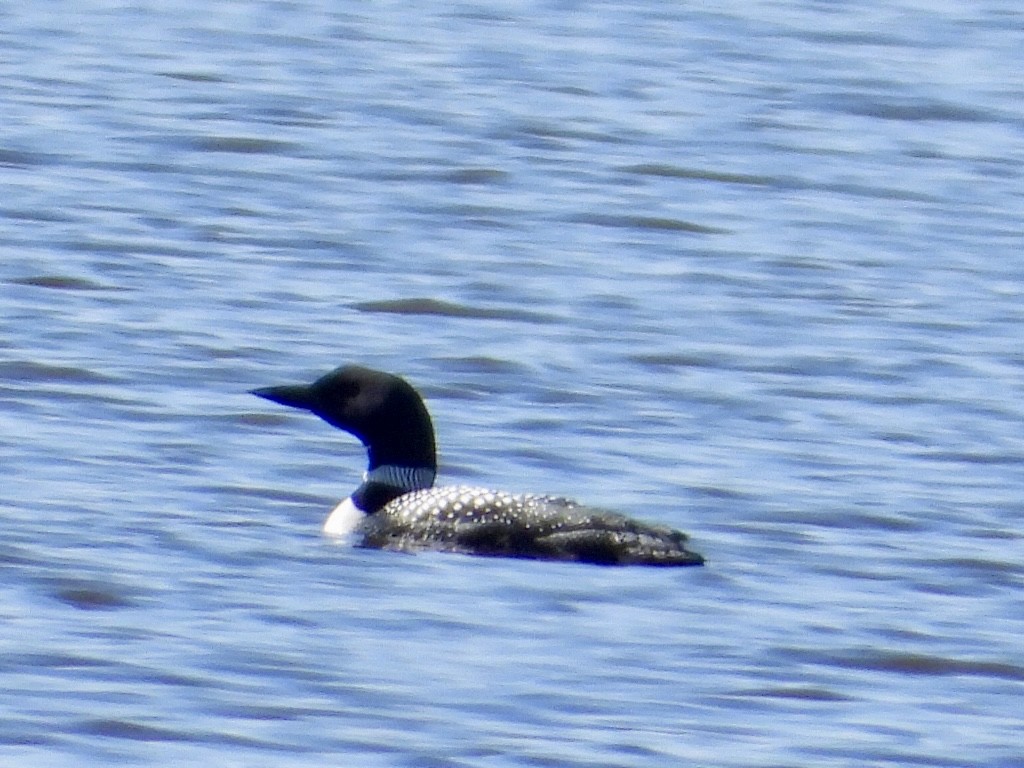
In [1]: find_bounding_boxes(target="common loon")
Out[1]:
[252,365,704,566]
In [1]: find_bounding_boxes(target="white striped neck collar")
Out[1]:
[363,464,435,493]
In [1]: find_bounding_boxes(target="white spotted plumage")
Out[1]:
[354,484,700,565]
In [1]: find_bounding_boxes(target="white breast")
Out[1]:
[323,497,364,536]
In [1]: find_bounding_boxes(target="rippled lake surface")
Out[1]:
[3,1,1023,765]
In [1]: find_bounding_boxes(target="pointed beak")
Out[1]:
[250,384,315,411]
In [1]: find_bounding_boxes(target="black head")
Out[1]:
[252,365,436,471]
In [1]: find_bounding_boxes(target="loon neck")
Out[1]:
[366,464,436,489]
[350,464,436,513]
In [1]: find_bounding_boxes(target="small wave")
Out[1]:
[567,213,727,234]
[620,163,776,187]
[830,650,1024,681]
[8,275,118,292]
[352,298,557,324]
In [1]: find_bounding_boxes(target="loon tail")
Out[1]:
[530,514,704,566]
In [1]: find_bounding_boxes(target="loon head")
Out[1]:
[251,365,437,473]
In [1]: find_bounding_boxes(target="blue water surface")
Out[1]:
[2,1,1023,766]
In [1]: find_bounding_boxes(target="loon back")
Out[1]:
[361,487,704,566]
[252,364,704,567]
